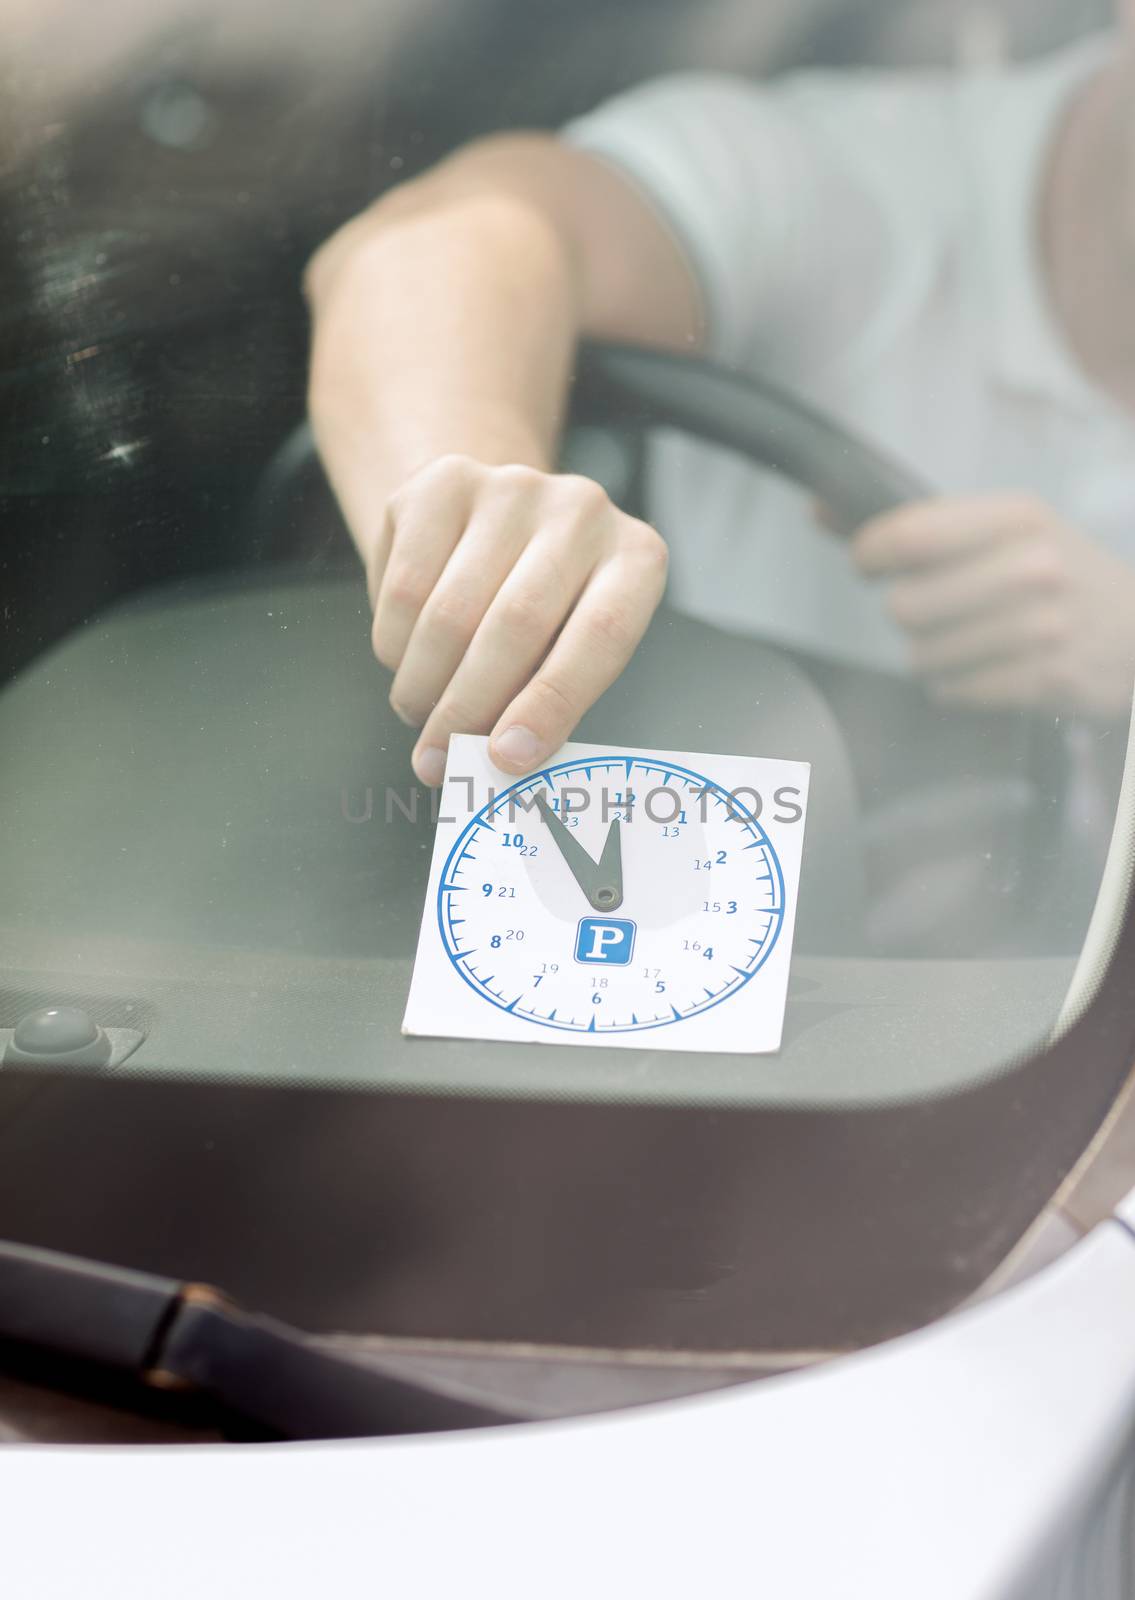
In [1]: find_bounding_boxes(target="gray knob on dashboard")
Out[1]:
[6,1006,112,1067]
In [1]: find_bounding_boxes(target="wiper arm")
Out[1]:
[0,1238,516,1439]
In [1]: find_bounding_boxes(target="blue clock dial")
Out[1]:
[436,754,786,1036]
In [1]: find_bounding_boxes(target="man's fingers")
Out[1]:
[886,539,1064,633]
[929,653,1055,710]
[369,460,478,673]
[357,453,666,786]
[910,604,1068,674]
[408,539,589,783]
[854,493,1048,574]
[486,532,667,775]
[389,500,545,726]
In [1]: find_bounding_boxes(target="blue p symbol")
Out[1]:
[575,917,636,965]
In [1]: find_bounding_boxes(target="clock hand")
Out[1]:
[533,790,600,906]
[593,816,623,913]
[534,791,624,913]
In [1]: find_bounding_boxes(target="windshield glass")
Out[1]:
[0,0,1128,1121]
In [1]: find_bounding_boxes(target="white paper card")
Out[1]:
[402,735,810,1054]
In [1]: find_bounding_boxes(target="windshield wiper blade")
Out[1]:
[0,1238,516,1438]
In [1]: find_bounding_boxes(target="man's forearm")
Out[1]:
[303,135,694,781]
[306,187,580,564]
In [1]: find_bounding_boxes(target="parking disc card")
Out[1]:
[402,735,810,1054]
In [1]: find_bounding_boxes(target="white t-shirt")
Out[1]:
[563,37,1135,673]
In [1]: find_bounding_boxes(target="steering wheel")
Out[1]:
[566,346,1056,953]
[569,340,925,530]
[258,339,1062,956]
[258,338,926,539]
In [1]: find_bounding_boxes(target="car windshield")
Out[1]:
[2,0,1133,1370]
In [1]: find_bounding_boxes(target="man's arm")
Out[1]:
[305,134,704,784]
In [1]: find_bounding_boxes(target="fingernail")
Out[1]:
[390,699,417,728]
[413,745,447,787]
[492,724,545,771]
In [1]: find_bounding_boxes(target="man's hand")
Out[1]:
[369,455,668,785]
[304,137,701,788]
[852,493,1135,718]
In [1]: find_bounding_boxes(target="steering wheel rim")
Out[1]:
[570,339,927,531]
[258,338,928,535]
[258,337,1068,953]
